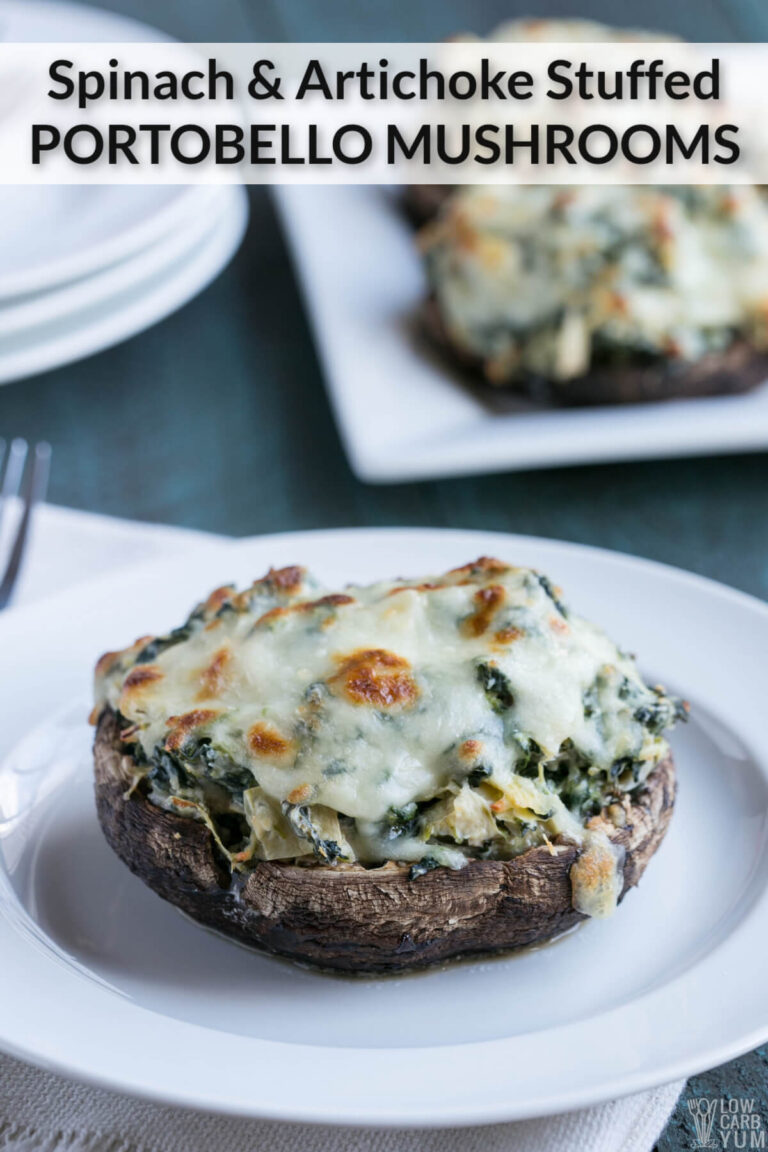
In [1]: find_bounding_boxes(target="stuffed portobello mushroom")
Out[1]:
[92,558,685,973]
[407,18,768,403]
[420,184,768,405]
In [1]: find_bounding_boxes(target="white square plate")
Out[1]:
[274,185,768,483]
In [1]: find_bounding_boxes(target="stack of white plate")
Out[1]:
[0,0,249,386]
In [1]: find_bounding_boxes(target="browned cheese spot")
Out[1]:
[255,593,354,629]
[165,709,221,752]
[247,722,294,759]
[494,626,524,645]
[287,783,313,805]
[314,593,355,609]
[266,565,306,593]
[330,649,419,709]
[94,650,122,679]
[119,666,164,714]
[196,646,232,700]
[463,584,505,637]
[387,582,441,596]
[202,585,235,616]
[448,556,510,581]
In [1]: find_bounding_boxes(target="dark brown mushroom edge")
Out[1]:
[94,708,675,974]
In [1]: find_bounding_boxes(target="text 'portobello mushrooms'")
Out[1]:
[92,558,685,973]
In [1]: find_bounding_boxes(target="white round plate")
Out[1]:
[0,186,231,338]
[0,185,217,304]
[0,185,249,383]
[0,0,204,299]
[0,528,766,1126]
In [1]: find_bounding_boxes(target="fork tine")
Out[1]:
[1,438,28,499]
[0,437,28,546]
[0,442,51,610]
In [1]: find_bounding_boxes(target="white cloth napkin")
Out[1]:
[0,503,685,1152]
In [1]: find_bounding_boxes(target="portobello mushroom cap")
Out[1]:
[94,708,676,973]
[423,296,768,407]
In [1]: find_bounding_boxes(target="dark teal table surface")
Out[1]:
[1,0,767,1145]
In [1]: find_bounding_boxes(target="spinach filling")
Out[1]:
[147,735,256,801]
[133,603,210,665]
[634,690,689,734]
[536,573,568,618]
[409,856,441,881]
[476,661,515,713]
[382,803,420,841]
[110,566,686,880]
[122,662,685,874]
[283,804,347,864]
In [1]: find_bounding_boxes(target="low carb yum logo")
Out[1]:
[689,1099,719,1149]
[688,1097,766,1150]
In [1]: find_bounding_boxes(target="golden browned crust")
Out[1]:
[93,708,676,973]
[423,295,768,407]
[329,649,419,709]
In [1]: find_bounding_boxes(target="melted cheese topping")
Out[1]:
[94,558,684,917]
[423,184,768,385]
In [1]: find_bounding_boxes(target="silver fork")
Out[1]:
[0,438,52,610]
